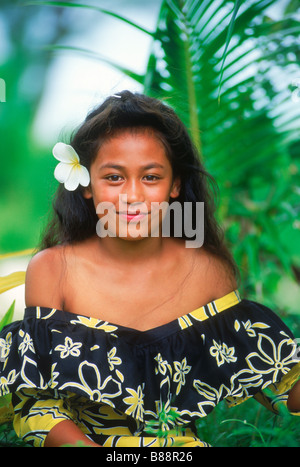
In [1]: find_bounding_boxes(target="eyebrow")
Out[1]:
[99,163,165,170]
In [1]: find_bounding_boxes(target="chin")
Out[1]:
[117,228,152,241]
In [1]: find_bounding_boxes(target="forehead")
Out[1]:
[94,128,171,165]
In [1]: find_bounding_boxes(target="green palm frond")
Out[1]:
[24,1,153,35]
[0,272,26,294]
[0,301,15,332]
[42,45,145,84]
[140,0,300,294]
[24,0,300,297]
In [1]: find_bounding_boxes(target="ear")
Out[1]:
[82,185,93,199]
[170,177,181,199]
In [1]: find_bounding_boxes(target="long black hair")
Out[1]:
[40,90,239,280]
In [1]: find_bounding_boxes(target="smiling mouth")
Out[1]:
[117,211,149,221]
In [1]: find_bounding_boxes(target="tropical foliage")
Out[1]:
[0,0,299,447]
[0,251,32,446]
[24,0,300,303]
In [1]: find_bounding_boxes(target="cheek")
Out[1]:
[90,181,120,205]
[147,182,175,201]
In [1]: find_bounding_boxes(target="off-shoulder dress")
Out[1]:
[0,290,299,447]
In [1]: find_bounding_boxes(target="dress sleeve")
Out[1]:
[226,361,300,416]
[12,388,75,447]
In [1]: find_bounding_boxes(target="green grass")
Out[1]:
[195,398,300,447]
[1,397,299,447]
[0,423,28,447]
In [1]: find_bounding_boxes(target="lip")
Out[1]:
[118,212,149,222]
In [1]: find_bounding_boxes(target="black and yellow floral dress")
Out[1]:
[0,290,300,447]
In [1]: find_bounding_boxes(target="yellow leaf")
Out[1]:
[0,403,14,424]
[0,248,34,260]
[0,272,26,294]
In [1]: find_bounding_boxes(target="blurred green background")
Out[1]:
[0,0,158,252]
[0,0,300,312]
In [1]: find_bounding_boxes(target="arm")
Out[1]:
[25,249,101,447]
[13,389,102,447]
[25,247,65,309]
[287,380,300,413]
[44,420,100,447]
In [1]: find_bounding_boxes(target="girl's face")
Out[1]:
[84,129,180,240]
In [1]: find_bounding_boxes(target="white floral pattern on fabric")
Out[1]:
[0,331,12,368]
[59,360,123,406]
[70,316,118,334]
[154,353,172,376]
[18,330,35,356]
[246,332,297,385]
[173,358,192,395]
[54,337,82,359]
[124,384,145,421]
[234,319,270,336]
[1,292,300,448]
[107,347,122,371]
[209,340,237,367]
[0,369,18,395]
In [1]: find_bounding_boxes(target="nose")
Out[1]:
[122,179,145,205]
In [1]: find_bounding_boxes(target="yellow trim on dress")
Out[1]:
[178,290,241,330]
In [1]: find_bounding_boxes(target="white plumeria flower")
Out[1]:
[53,142,90,191]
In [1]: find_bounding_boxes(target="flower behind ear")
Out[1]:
[53,142,90,191]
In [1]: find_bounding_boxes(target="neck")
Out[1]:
[95,234,167,265]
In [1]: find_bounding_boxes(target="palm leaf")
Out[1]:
[24,1,153,36]
[0,249,34,260]
[0,272,26,294]
[0,301,15,332]
[141,0,300,293]
[218,0,242,101]
[43,45,144,84]
[24,1,150,89]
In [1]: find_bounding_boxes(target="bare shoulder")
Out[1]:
[25,246,66,308]
[192,247,238,299]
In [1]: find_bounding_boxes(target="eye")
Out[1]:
[105,175,123,182]
[143,175,160,181]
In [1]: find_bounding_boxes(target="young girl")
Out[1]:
[1,91,300,447]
